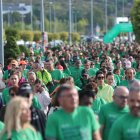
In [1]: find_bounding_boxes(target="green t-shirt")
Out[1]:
[92,97,106,115]
[114,74,120,86]
[2,87,9,105]
[95,63,100,69]
[49,69,64,93]
[97,84,114,103]
[45,107,100,140]
[3,70,9,80]
[99,102,129,140]
[0,128,42,140]
[63,68,71,77]
[109,113,140,140]
[0,121,4,132]
[135,72,140,80]
[71,67,84,83]
[87,68,96,77]
[22,69,28,79]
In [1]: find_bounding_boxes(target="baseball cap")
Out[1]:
[17,82,32,98]
[20,61,27,65]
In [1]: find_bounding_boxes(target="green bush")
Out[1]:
[5,28,20,41]
[4,36,20,65]
[52,33,60,40]
[33,31,42,42]
[60,32,69,41]
[20,31,34,42]
[72,32,80,42]
[48,33,53,41]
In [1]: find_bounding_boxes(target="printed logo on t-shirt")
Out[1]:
[125,129,140,140]
[61,125,90,140]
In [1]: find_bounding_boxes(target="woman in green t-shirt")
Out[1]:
[0,97,42,140]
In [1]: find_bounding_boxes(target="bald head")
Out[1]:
[113,86,129,108]
[114,86,129,96]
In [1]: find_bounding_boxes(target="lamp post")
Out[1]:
[69,0,72,45]
[122,0,124,17]
[41,0,45,32]
[115,0,118,19]
[53,0,56,33]
[105,0,108,32]
[49,1,53,33]
[91,0,93,37]
[0,0,4,65]
[30,0,33,30]
[41,0,45,52]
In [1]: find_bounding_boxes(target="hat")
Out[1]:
[17,82,32,97]
[11,60,18,66]
[20,61,27,65]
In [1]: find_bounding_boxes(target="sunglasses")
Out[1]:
[97,76,104,80]
[115,95,128,100]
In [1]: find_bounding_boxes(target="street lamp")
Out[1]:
[30,0,33,30]
[49,1,53,33]
[0,0,4,65]
[105,0,108,32]
[69,0,72,45]
[115,0,118,19]
[53,0,56,33]
[122,0,124,17]
[41,0,45,32]
[91,0,94,37]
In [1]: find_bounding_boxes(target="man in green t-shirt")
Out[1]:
[45,60,64,93]
[119,68,136,88]
[0,121,4,131]
[109,80,140,140]
[99,86,129,140]
[45,85,101,140]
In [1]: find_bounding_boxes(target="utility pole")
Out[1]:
[105,0,108,32]
[115,0,118,19]
[41,0,45,32]
[49,2,53,32]
[91,0,93,37]
[69,0,72,45]
[53,0,56,33]
[30,0,33,30]
[0,0,4,65]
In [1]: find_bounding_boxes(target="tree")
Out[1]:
[4,36,20,64]
[5,28,20,40]
[131,0,140,43]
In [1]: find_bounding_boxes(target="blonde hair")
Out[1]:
[1,97,33,139]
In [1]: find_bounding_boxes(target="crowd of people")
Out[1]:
[0,41,139,140]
